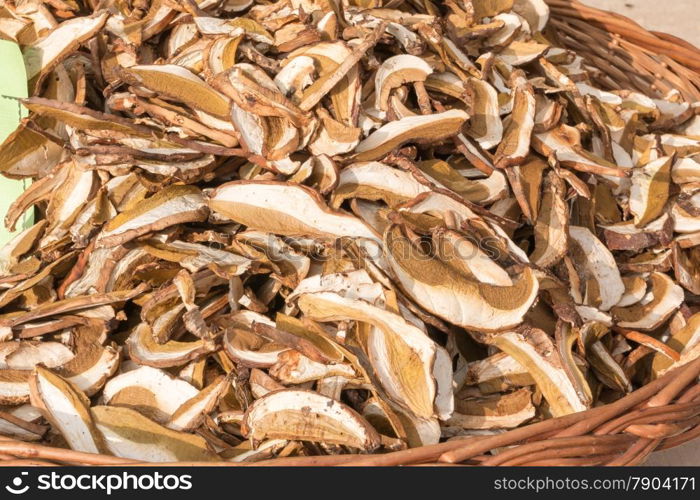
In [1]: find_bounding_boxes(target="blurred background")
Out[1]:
[584,0,699,46]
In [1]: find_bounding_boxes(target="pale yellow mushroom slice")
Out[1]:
[0,370,32,405]
[494,70,535,168]
[96,185,208,249]
[612,272,684,330]
[55,324,121,396]
[384,224,538,331]
[446,388,535,430]
[374,54,433,112]
[127,323,215,368]
[0,341,74,370]
[92,405,219,462]
[513,0,550,32]
[465,78,503,150]
[168,376,231,431]
[208,181,379,242]
[487,327,589,417]
[121,64,231,119]
[297,291,452,420]
[23,12,108,84]
[103,366,199,423]
[630,156,673,227]
[353,110,469,162]
[241,389,381,451]
[530,171,568,267]
[568,226,625,311]
[29,367,108,454]
[331,161,431,209]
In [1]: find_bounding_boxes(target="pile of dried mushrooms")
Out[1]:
[0,0,699,462]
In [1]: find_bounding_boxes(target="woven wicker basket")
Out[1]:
[1,0,699,467]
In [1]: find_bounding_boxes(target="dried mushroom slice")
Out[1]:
[0,370,32,405]
[612,272,684,330]
[127,323,215,368]
[384,224,538,331]
[568,226,625,312]
[465,78,503,150]
[23,12,108,86]
[0,341,74,370]
[494,71,535,168]
[374,55,433,112]
[353,110,469,162]
[92,405,219,462]
[96,185,208,248]
[208,181,379,242]
[102,366,199,423]
[332,162,430,209]
[29,366,107,454]
[447,388,535,430]
[630,156,673,227]
[297,291,450,420]
[487,327,589,417]
[241,389,380,451]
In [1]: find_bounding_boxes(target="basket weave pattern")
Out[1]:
[1,0,699,467]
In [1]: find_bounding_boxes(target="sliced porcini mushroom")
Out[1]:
[0,370,32,405]
[92,405,219,462]
[487,327,589,417]
[513,0,550,32]
[652,313,700,377]
[533,125,627,177]
[384,224,538,331]
[140,239,251,275]
[616,275,648,307]
[353,110,469,162]
[672,191,700,234]
[447,388,535,430]
[465,78,503,150]
[23,12,108,86]
[466,352,535,393]
[96,185,208,249]
[0,124,64,178]
[308,109,361,156]
[374,55,433,112]
[168,376,231,431]
[629,156,673,227]
[0,405,46,441]
[331,161,430,209]
[121,64,231,118]
[673,245,700,295]
[29,367,107,454]
[602,216,674,252]
[210,65,308,127]
[568,226,625,311]
[0,341,74,370]
[530,171,568,267]
[297,291,450,420]
[579,322,632,393]
[497,40,549,66]
[415,159,508,205]
[223,328,287,368]
[54,324,120,396]
[269,350,356,384]
[103,366,199,423]
[241,389,380,451]
[127,323,215,368]
[494,70,536,168]
[612,272,684,330]
[208,181,379,242]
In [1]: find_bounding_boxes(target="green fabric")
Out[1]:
[0,39,32,246]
